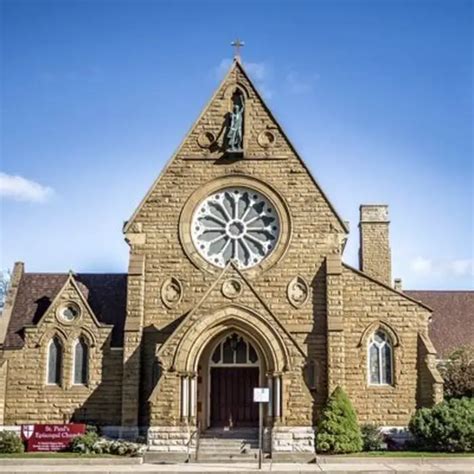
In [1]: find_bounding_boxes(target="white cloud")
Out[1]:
[214,58,233,81]
[410,256,433,274]
[245,62,267,82]
[0,172,53,203]
[214,58,272,99]
[410,256,474,277]
[286,71,319,95]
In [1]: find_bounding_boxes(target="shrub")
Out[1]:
[70,433,144,457]
[316,386,363,454]
[70,431,100,454]
[439,346,474,399]
[0,431,24,454]
[361,424,385,451]
[409,397,474,452]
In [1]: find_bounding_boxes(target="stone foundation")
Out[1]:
[147,426,196,454]
[271,426,315,453]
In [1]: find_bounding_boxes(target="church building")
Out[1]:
[0,58,445,456]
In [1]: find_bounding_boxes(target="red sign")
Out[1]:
[21,424,86,452]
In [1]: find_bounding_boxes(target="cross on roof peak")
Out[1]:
[231,38,245,61]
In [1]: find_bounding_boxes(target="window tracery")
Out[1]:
[368,330,393,385]
[191,187,280,269]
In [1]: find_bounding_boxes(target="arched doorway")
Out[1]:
[208,333,260,427]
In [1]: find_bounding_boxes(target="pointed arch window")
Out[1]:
[368,330,393,385]
[211,333,259,366]
[73,337,88,385]
[47,337,63,385]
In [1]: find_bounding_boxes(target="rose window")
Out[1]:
[191,187,280,269]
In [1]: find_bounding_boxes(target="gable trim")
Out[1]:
[157,261,306,362]
[343,263,433,311]
[35,272,109,329]
[124,59,349,235]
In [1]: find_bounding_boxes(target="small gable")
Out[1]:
[4,273,127,348]
[157,262,306,371]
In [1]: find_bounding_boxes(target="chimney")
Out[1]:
[394,278,403,292]
[10,261,25,287]
[359,205,392,286]
[0,262,24,345]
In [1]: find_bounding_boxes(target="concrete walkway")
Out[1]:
[0,457,473,473]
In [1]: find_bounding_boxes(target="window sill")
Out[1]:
[367,384,395,390]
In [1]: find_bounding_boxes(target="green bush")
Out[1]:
[361,424,386,451]
[0,431,24,454]
[70,431,100,454]
[70,432,144,457]
[316,386,363,454]
[439,346,474,399]
[409,397,474,452]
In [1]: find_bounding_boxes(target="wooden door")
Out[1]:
[210,367,259,427]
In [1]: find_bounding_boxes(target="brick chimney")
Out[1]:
[359,205,392,286]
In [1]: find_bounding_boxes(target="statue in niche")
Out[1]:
[226,91,244,152]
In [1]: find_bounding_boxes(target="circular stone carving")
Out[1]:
[179,175,292,277]
[57,301,81,324]
[287,276,309,308]
[161,277,183,309]
[221,278,243,299]
[191,187,280,269]
[257,130,276,149]
[197,131,216,149]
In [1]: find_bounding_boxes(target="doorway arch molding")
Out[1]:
[171,304,291,374]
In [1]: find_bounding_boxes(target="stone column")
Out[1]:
[267,375,273,418]
[273,375,282,419]
[326,254,345,394]
[121,252,145,437]
[181,376,189,419]
[189,375,197,419]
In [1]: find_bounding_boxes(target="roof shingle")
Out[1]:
[405,290,474,357]
[3,273,127,348]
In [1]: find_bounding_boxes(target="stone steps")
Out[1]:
[195,428,260,462]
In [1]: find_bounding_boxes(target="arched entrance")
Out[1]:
[207,333,260,427]
[159,305,292,430]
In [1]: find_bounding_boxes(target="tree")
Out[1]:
[0,270,11,312]
[439,346,474,399]
[316,386,363,454]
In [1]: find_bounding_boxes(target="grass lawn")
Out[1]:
[340,451,474,457]
[0,452,123,458]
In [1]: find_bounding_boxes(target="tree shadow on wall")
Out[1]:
[71,333,125,428]
[302,263,328,426]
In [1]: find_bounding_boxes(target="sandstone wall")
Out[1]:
[1,277,123,426]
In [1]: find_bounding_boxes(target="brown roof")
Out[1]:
[4,273,127,349]
[405,291,474,357]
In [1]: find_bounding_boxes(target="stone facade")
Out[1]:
[0,58,442,455]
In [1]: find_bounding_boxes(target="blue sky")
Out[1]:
[1,0,472,289]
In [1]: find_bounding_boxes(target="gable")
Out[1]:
[157,262,306,369]
[124,60,348,236]
[3,273,127,348]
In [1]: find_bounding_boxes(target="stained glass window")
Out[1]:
[210,333,259,366]
[191,188,280,269]
[74,338,88,385]
[368,330,393,385]
[47,337,62,385]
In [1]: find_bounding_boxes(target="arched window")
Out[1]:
[211,333,259,366]
[368,330,393,385]
[47,337,62,385]
[73,337,88,385]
